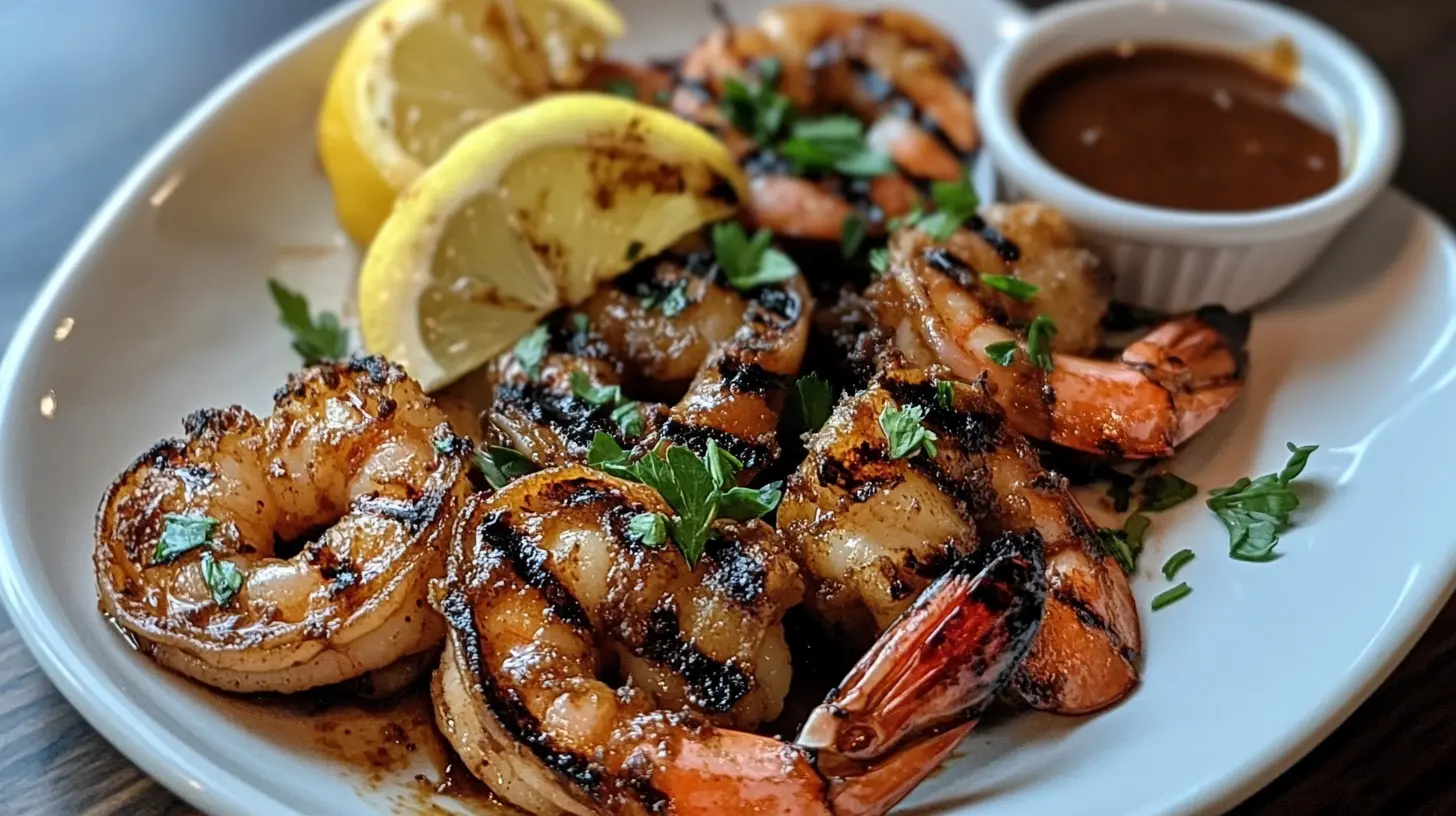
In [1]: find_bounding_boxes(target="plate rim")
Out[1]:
[0,1,1451,815]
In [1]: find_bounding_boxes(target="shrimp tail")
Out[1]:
[1119,305,1250,450]
[797,532,1046,815]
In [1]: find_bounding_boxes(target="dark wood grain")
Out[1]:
[3,1,1455,814]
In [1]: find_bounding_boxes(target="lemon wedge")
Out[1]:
[318,0,625,246]
[358,94,746,391]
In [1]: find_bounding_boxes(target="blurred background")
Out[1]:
[0,0,1452,814]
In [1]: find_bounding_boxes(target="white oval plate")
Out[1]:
[0,1,1451,815]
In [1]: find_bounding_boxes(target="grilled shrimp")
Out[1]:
[872,220,1248,458]
[95,358,473,694]
[672,3,979,239]
[433,466,1044,815]
[484,250,812,479]
[780,364,1141,714]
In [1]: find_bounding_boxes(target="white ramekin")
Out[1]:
[977,0,1402,312]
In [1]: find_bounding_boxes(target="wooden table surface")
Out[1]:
[3,1,1456,814]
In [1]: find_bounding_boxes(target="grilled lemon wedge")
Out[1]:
[318,0,625,245]
[357,94,746,391]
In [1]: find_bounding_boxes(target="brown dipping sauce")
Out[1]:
[1018,43,1340,212]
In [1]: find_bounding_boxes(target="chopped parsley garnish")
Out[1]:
[712,222,799,291]
[980,274,1038,302]
[512,324,550,379]
[1140,473,1199,512]
[1105,470,1135,513]
[1162,549,1196,580]
[152,513,218,565]
[721,62,793,143]
[625,239,645,261]
[602,78,637,99]
[935,380,954,409]
[867,247,890,276]
[878,404,938,460]
[985,340,1018,367]
[474,446,538,490]
[779,115,894,178]
[887,205,923,232]
[1151,582,1191,610]
[200,552,243,607]
[640,279,691,317]
[1100,512,1150,574]
[570,371,623,406]
[268,280,349,365]
[586,434,782,566]
[913,177,981,240]
[611,402,645,437]
[1207,443,1318,562]
[1026,315,1057,372]
[627,512,667,548]
[568,372,643,436]
[571,314,590,334]
[840,215,866,259]
[586,433,636,480]
[785,373,833,436]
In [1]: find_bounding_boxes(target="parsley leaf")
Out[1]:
[779,115,894,178]
[887,205,924,232]
[1151,582,1191,610]
[913,178,981,240]
[1105,470,1135,513]
[625,239,645,261]
[1207,443,1318,562]
[632,444,723,566]
[602,78,637,99]
[1026,315,1057,372]
[152,513,218,565]
[785,373,833,436]
[985,340,1018,367]
[474,446,537,490]
[840,215,866,259]
[935,380,954,409]
[1162,549,1196,580]
[611,402,644,437]
[627,512,668,548]
[513,325,550,379]
[981,274,1038,301]
[571,314,590,335]
[704,439,744,491]
[200,552,243,607]
[712,222,798,291]
[570,371,622,407]
[586,434,783,566]
[268,280,349,365]
[1140,473,1198,512]
[720,481,783,521]
[878,404,938,460]
[1100,512,1151,574]
[587,432,637,480]
[721,69,793,143]
[868,247,890,276]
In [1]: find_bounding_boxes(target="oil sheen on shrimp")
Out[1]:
[483,249,812,479]
[779,364,1142,714]
[433,465,1044,815]
[95,357,473,694]
[672,3,979,240]
[872,217,1249,458]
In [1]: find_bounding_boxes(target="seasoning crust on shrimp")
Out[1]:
[95,357,472,693]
